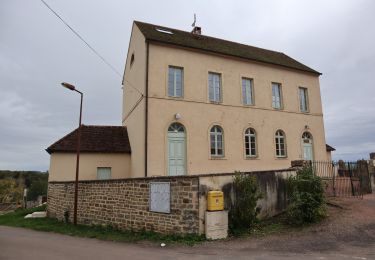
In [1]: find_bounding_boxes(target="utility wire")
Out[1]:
[40,0,123,78]
[122,95,144,123]
[41,0,145,117]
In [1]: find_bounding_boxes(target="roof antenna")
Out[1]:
[191,14,201,35]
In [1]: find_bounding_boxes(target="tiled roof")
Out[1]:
[46,125,131,154]
[326,144,336,152]
[135,21,321,75]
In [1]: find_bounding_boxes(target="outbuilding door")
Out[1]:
[167,123,186,176]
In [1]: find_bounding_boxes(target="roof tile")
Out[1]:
[326,144,336,152]
[46,125,131,154]
[135,21,321,75]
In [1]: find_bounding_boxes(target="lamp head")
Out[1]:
[61,82,76,91]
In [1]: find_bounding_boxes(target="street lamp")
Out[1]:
[61,82,83,225]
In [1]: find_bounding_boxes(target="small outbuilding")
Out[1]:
[326,144,336,162]
[46,125,131,181]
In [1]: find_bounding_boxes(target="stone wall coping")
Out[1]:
[48,168,293,184]
[196,168,293,178]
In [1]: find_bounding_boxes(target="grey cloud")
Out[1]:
[0,0,374,170]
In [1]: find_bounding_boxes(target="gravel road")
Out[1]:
[1,194,375,260]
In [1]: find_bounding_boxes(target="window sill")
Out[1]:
[167,96,184,100]
[210,156,226,160]
[209,101,223,104]
[275,156,288,159]
[245,156,259,160]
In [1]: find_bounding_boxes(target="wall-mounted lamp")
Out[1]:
[175,113,181,120]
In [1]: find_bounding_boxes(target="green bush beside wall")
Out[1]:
[286,167,326,225]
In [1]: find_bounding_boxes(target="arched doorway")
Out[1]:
[167,123,186,176]
[302,132,314,161]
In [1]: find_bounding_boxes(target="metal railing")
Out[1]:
[309,160,372,198]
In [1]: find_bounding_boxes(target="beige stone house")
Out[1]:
[47,125,131,181]
[48,21,333,181]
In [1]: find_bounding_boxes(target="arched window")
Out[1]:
[275,130,286,157]
[302,132,312,143]
[244,128,257,157]
[210,125,224,157]
[168,122,185,133]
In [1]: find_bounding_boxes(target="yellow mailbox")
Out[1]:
[207,190,224,211]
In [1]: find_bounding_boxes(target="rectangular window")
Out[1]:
[208,72,221,102]
[299,87,309,112]
[97,167,111,180]
[272,83,282,109]
[242,78,254,105]
[168,66,183,97]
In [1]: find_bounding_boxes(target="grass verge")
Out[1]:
[0,206,205,246]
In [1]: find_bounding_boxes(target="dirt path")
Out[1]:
[200,194,375,254]
[1,194,375,260]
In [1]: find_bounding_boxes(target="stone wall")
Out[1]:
[47,176,199,235]
[197,169,295,233]
[47,169,295,235]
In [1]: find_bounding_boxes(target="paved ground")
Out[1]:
[1,195,375,260]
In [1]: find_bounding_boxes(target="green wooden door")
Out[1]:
[167,123,186,176]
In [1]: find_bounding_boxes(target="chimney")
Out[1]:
[191,26,201,35]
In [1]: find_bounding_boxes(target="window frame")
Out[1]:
[241,77,254,106]
[275,130,287,158]
[210,125,225,158]
[168,122,185,133]
[97,167,112,180]
[298,87,309,113]
[208,72,222,103]
[167,66,184,98]
[272,82,283,109]
[244,128,257,158]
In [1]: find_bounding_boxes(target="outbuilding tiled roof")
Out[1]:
[135,21,321,75]
[46,125,131,154]
[326,144,336,152]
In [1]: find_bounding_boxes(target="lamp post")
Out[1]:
[61,82,83,225]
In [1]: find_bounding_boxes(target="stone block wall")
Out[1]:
[197,169,295,233]
[47,176,199,235]
[48,169,296,235]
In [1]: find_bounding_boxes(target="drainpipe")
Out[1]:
[145,42,149,177]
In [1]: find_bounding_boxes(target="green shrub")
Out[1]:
[229,173,263,233]
[286,167,326,225]
[27,181,48,201]
[0,178,23,203]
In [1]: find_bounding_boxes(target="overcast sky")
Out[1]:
[1,0,374,171]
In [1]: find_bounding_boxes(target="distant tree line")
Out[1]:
[0,170,48,203]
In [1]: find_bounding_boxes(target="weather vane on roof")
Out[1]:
[190,13,201,35]
[191,14,196,28]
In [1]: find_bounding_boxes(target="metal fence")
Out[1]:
[309,160,372,198]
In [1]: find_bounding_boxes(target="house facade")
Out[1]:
[48,21,331,181]
[123,21,328,178]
